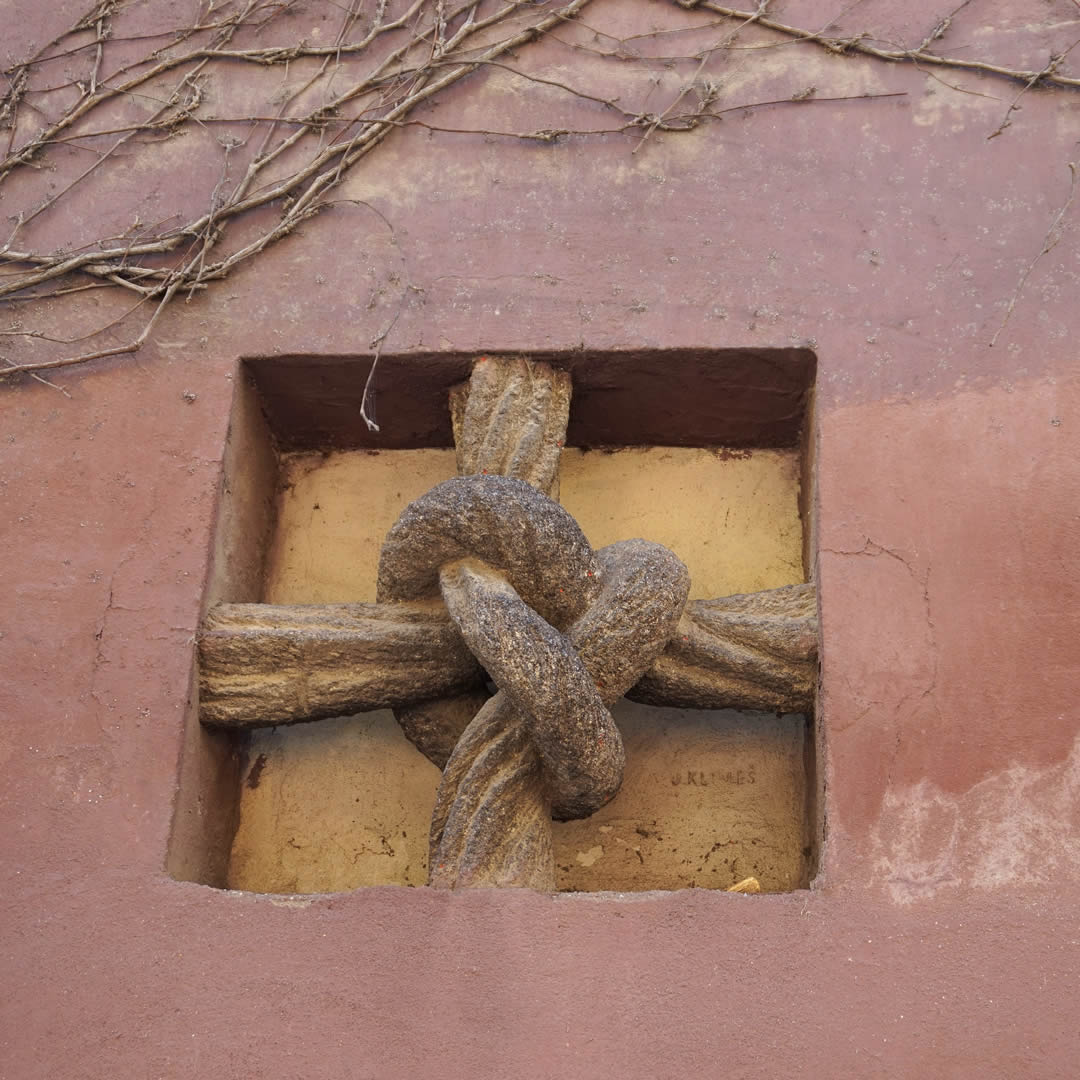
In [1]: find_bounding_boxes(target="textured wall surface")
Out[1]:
[2,0,1080,1076]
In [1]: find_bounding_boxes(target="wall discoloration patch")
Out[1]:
[872,733,1080,903]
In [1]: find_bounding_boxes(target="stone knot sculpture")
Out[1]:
[197,355,818,892]
[378,474,690,888]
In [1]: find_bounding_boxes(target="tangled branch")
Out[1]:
[682,1,1080,91]
[0,0,1076,387]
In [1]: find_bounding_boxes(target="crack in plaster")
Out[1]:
[822,538,939,749]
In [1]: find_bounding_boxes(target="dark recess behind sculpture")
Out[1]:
[245,348,816,450]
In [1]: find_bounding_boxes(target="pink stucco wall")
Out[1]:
[2,1,1079,1075]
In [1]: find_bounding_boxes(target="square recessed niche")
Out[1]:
[168,349,819,894]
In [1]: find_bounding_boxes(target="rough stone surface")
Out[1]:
[199,349,817,890]
[377,475,601,625]
[629,583,818,712]
[384,356,572,771]
[7,1,1080,1073]
[551,703,811,892]
[225,712,439,891]
[449,355,571,497]
[198,582,817,728]
[201,353,814,889]
[377,475,690,887]
[391,691,491,773]
[433,540,690,887]
[198,601,481,727]
[559,446,806,600]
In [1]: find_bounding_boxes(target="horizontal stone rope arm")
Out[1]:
[627,581,818,713]
[197,582,817,729]
[197,600,482,729]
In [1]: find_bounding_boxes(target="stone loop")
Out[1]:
[378,475,690,887]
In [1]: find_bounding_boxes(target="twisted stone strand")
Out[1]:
[390,356,572,770]
[378,475,688,888]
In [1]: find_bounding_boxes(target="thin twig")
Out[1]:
[2,354,73,396]
[989,162,1078,347]
[682,0,1080,90]
[0,274,182,380]
[987,37,1080,140]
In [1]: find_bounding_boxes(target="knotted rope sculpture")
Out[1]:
[378,475,689,888]
[198,356,818,890]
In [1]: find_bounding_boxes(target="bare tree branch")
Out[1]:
[0,0,1076,389]
[989,161,1078,348]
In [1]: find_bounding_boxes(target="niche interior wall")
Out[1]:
[168,348,819,893]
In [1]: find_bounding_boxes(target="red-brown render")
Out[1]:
[2,1,1079,1075]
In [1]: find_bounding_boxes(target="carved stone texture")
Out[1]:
[449,355,571,498]
[198,602,480,729]
[391,355,571,769]
[628,583,818,713]
[194,354,822,892]
[198,584,817,726]
[378,475,689,889]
